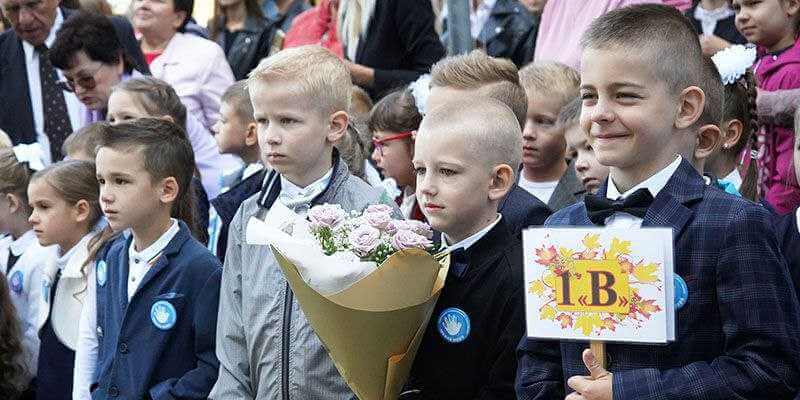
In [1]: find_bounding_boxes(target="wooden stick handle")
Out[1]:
[589,341,606,378]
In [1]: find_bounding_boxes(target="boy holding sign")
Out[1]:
[403,98,525,398]
[516,4,800,400]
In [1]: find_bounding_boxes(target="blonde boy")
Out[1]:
[210,45,392,399]
[426,50,552,234]
[517,5,799,399]
[406,98,525,397]
[518,61,583,211]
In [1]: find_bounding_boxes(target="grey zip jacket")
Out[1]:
[209,158,395,400]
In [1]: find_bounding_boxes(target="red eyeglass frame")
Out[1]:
[372,131,414,154]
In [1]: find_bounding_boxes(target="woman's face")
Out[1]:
[61,50,124,111]
[133,0,185,38]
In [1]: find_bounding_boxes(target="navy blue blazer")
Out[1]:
[0,9,147,145]
[498,183,552,235]
[92,221,222,400]
[774,209,800,293]
[516,159,800,400]
[210,169,266,262]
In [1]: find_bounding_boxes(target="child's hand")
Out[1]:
[565,349,613,400]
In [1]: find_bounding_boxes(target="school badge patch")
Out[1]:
[9,271,23,294]
[151,300,177,330]
[96,260,107,287]
[438,307,471,343]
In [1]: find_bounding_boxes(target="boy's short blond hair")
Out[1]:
[430,50,528,128]
[248,45,352,115]
[422,98,523,177]
[221,80,255,124]
[519,61,580,109]
[62,122,111,159]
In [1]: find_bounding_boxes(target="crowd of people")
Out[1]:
[0,0,799,399]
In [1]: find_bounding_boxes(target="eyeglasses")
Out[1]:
[1,0,44,16]
[57,63,105,93]
[372,131,413,156]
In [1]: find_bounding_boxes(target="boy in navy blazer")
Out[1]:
[516,5,800,400]
[90,119,222,400]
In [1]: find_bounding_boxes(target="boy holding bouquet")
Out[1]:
[210,45,393,399]
[402,98,525,399]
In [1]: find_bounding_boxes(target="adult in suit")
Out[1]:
[0,0,145,162]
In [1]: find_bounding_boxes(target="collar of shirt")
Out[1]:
[56,232,85,270]
[693,4,734,36]
[399,188,417,220]
[22,7,64,62]
[9,230,37,257]
[128,219,179,265]
[242,163,265,181]
[278,167,333,209]
[722,169,743,191]
[606,156,682,201]
[443,214,502,251]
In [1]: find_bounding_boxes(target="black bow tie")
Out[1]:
[585,188,654,226]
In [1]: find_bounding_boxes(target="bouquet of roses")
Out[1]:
[246,202,450,400]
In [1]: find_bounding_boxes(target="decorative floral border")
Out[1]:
[528,234,663,336]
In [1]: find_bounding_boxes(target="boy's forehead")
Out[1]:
[96,146,145,172]
[580,47,660,85]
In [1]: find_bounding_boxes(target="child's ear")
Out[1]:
[488,164,515,201]
[694,124,723,162]
[72,199,91,223]
[245,122,259,147]
[159,177,180,204]
[5,193,22,215]
[326,111,349,144]
[722,119,744,150]
[675,86,705,130]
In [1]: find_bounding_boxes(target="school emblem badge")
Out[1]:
[674,275,688,310]
[438,307,471,343]
[9,271,23,294]
[151,300,177,330]
[96,260,107,287]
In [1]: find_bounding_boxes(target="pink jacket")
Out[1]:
[283,0,343,58]
[533,0,662,71]
[755,38,800,215]
[149,32,235,132]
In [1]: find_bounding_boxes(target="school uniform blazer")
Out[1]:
[93,221,222,400]
[516,159,800,400]
[0,233,58,378]
[546,161,584,212]
[36,233,93,351]
[774,209,800,292]
[0,9,146,144]
[149,32,235,131]
[498,183,552,235]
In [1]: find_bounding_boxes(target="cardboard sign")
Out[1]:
[523,228,674,344]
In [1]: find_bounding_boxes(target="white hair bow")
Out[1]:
[12,143,46,172]
[711,45,757,85]
[409,74,431,116]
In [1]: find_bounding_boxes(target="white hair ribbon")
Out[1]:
[711,45,757,85]
[409,74,431,116]
[12,143,46,172]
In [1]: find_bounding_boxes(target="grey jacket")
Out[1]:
[210,158,393,400]
[547,160,585,212]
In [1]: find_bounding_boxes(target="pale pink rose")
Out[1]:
[387,220,434,239]
[363,207,393,230]
[391,230,432,251]
[348,225,381,256]
[308,204,347,229]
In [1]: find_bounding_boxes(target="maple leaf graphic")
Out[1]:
[535,245,558,265]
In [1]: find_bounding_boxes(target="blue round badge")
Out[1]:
[151,300,177,330]
[438,307,471,343]
[96,260,107,287]
[674,275,688,310]
[9,271,23,294]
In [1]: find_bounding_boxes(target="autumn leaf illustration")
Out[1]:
[535,245,558,265]
[619,258,636,274]
[575,313,603,336]
[606,238,632,259]
[633,262,659,283]
[559,247,574,259]
[543,272,556,288]
[529,280,545,296]
[582,233,601,250]
[635,299,661,319]
[540,305,556,321]
[556,313,573,329]
[602,317,619,332]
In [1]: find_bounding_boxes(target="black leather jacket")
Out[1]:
[443,0,538,67]
[214,15,279,80]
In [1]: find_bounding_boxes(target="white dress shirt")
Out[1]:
[399,187,417,220]
[604,156,683,228]
[21,7,81,165]
[444,214,502,251]
[278,168,333,214]
[127,219,179,300]
[519,175,559,205]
